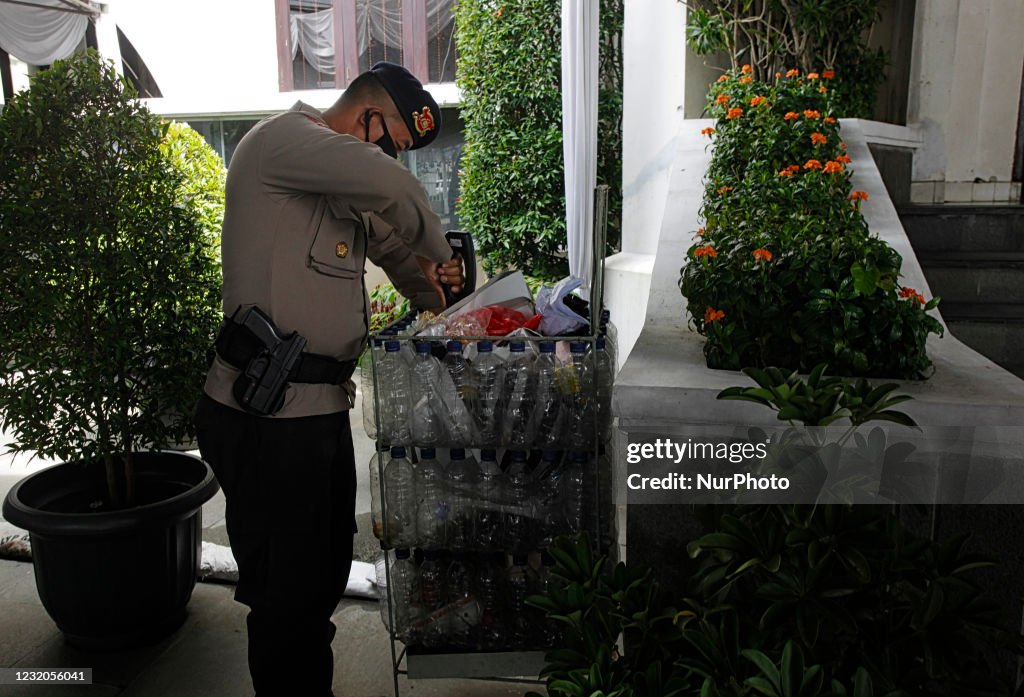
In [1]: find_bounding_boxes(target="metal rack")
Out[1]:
[368,186,612,697]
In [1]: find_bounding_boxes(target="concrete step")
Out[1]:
[921,264,1024,304]
[940,302,1024,323]
[900,204,1024,253]
[946,319,1024,378]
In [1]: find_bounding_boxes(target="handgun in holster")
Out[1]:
[219,306,307,416]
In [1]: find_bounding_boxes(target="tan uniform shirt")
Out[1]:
[203,101,452,417]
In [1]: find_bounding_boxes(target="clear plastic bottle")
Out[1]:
[417,550,447,649]
[383,446,417,548]
[414,448,448,550]
[410,341,446,447]
[507,553,533,648]
[467,340,505,447]
[503,450,537,553]
[475,552,507,650]
[445,553,478,649]
[473,449,508,550]
[377,339,412,445]
[600,308,618,374]
[563,450,588,537]
[535,450,566,548]
[378,547,418,644]
[565,341,595,450]
[445,448,478,550]
[441,340,474,446]
[369,441,389,542]
[360,337,384,440]
[531,341,564,449]
[502,340,536,447]
[535,552,563,648]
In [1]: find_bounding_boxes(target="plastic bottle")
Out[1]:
[600,308,618,374]
[383,446,417,548]
[535,450,566,548]
[409,341,446,447]
[594,336,614,439]
[507,553,533,648]
[445,553,478,649]
[503,450,537,553]
[502,340,536,447]
[532,341,564,449]
[565,341,595,450]
[377,339,412,445]
[563,450,588,537]
[369,441,389,542]
[535,552,563,648]
[360,337,384,440]
[467,340,505,447]
[414,448,448,550]
[475,552,507,650]
[377,547,418,644]
[445,448,478,550]
[417,550,447,648]
[441,340,475,446]
[474,449,508,550]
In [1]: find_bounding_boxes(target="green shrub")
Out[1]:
[456,0,623,281]
[685,0,887,119]
[678,68,942,378]
[160,121,226,248]
[0,51,222,505]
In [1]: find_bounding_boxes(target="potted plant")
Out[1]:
[0,50,223,649]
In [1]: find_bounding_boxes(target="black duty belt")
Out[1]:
[214,318,357,386]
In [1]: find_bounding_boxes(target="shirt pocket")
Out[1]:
[307,206,365,279]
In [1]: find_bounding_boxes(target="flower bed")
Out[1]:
[678,67,942,378]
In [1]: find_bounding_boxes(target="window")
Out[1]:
[277,0,457,90]
[188,119,261,166]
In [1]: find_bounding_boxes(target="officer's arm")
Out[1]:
[260,115,451,265]
[365,214,446,314]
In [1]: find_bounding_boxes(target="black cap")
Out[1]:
[370,61,441,150]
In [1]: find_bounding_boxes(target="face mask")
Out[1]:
[364,109,398,158]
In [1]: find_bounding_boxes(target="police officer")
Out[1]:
[194,63,463,696]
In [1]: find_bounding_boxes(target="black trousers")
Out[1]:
[194,395,357,697]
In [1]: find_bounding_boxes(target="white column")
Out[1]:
[92,1,122,74]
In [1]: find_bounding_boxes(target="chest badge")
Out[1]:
[335,242,350,258]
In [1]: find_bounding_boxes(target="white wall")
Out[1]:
[603,0,686,369]
[907,0,1024,204]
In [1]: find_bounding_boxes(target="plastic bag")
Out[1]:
[536,276,589,335]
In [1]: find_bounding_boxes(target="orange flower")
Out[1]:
[495,6,503,17]
[783,111,800,121]
[819,85,828,94]
[726,107,743,119]
[741,64,753,74]
[778,168,794,177]
[717,74,729,83]
[786,69,799,78]
[804,159,823,170]
[701,127,716,136]
[839,142,847,150]
[810,132,828,145]
[823,160,844,174]
[704,307,725,323]
[694,245,718,259]
[787,164,801,173]
[898,287,926,305]
[822,69,835,79]
[835,153,852,164]
[803,109,821,119]
[849,190,869,201]
[750,95,767,107]
[739,76,753,84]
[753,248,773,263]
[823,116,837,124]
[775,71,781,79]
[715,94,730,105]
[807,72,820,80]
[717,186,733,195]
[696,227,705,236]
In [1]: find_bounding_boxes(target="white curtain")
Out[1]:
[0,0,90,65]
[562,0,599,289]
[290,0,457,76]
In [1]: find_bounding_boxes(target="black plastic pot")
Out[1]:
[2,451,219,650]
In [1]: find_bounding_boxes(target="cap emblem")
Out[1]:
[413,106,435,137]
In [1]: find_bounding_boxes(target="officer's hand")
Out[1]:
[416,254,465,309]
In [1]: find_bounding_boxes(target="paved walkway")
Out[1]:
[0,370,538,696]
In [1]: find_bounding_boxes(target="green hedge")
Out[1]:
[678,67,942,378]
[455,0,622,281]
